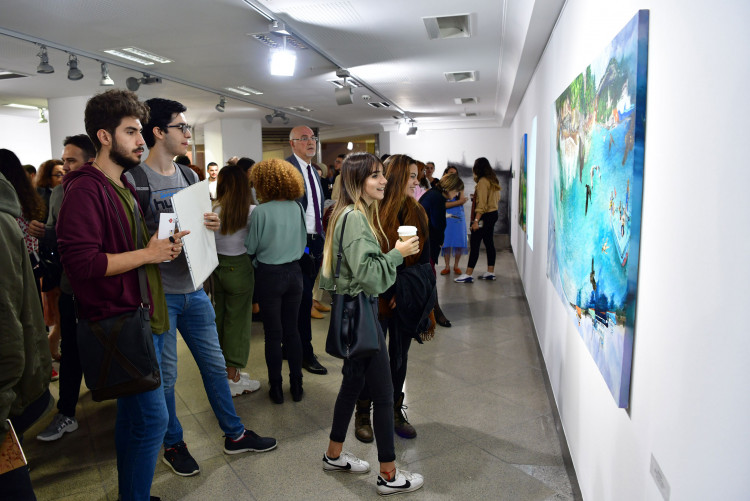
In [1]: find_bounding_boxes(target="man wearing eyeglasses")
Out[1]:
[126,98,277,479]
[286,125,328,375]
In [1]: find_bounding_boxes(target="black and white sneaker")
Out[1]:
[376,468,424,496]
[223,429,277,455]
[162,441,200,476]
[322,451,370,473]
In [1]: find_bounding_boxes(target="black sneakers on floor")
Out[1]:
[162,441,200,477]
[223,429,277,455]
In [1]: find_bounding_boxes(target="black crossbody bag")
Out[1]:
[77,190,161,402]
[325,210,380,360]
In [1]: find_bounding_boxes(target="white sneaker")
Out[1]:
[478,272,496,280]
[323,451,370,473]
[228,377,260,397]
[36,414,78,441]
[377,468,424,496]
[454,273,473,283]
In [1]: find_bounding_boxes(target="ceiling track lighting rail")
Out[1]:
[0,26,331,126]
[240,0,413,120]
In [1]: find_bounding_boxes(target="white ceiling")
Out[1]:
[0,0,565,139]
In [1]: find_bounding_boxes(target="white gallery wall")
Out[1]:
[0,113,52,167]
[509,1,749,500]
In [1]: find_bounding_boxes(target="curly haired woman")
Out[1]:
[245,158,307,403]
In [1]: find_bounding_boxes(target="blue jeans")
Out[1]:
[115,335,168,501]
[161,290,245,446]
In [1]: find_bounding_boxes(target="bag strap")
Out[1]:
[131,194,150,307]
[130,162,195,216]
[333,210,353,279]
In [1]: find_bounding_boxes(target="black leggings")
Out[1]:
[467,211,499,269]
[329,326,395,463]
[255,262,303,384]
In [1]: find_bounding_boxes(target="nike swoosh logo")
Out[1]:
[378,478,411,489]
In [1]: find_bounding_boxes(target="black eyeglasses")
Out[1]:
[291,136,318,143]
[164,123,192,134]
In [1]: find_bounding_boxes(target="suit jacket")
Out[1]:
[286,154,324,233]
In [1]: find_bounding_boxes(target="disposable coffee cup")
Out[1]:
[397,225,417,241]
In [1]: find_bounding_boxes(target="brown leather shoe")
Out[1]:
[394,393,416,439]
[313,299,331,312]
[311,307,324,319]
[355,400,374,443]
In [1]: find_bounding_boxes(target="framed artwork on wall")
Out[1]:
[546,10,649,407]
[518,133,528,233]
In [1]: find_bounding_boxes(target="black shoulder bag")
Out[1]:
[77,191,161,401]
[325,210,381,360]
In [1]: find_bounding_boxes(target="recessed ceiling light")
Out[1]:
[236,86,263,95]
[121,47,172,64]
[225,87,251,96]
[3,103,39,110]
[103,49,154,65]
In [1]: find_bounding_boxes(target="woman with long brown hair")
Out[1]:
[455,157,502,283]
[212,164,259,397]
[36,159,64,210]
[320,152,423,495]
[354,154,436,443]
[245,158,307,404]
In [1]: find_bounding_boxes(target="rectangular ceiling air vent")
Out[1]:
[248,33,307,50]
[454,97,478,104]
[461,112,478,117]
[423,14,472,40]
[104,47,172,65]
[286,105,312,113]
[328,78,362,89]
[367,102,391,109]
[444,71,478,83]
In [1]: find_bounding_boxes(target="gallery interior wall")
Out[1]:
[508,1,749,500]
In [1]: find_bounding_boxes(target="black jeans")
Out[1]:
[330,325,395,463]
[58,292,82,417]
[256,262,303,384]
[467,211,499,269]
[298,235,323,360]
[360,317,413,401]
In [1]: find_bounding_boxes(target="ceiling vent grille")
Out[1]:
[367,102,391,109]
[462,112,478,117]
[423,14,472,40]
[248,33,307,50]
[286,105,312,113]
[444,71,478,83]
[454,97,478,104]
[328,78,362,88]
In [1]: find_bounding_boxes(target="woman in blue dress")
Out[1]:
[440,166,469,275]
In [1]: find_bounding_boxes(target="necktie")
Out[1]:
[307,165,323,235]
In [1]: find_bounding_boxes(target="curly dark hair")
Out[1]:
[250,158,304,202]
[36,158,64,189]
[85,89,149,152]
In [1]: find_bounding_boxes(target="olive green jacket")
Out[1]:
[320,206,403,297]
[0,173,50,431]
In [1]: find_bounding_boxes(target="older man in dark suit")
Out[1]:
[285,125,327,375]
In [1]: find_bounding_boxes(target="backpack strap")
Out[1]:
[129,162,196,214]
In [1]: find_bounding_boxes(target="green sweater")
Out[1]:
[320,207,403,296]
[245,200,306,266]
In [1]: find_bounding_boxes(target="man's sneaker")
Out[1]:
[228,376,261,397]
[322,451,370,473]
[223,429,277,455]
[36,414,78,441]
[478,272,496,280]
[376,469,425,496]
[162,441,200,477]
[454,274,473,283]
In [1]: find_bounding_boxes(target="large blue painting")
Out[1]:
[547,10,648,407]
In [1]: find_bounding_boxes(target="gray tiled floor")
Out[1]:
[25,243,580,500]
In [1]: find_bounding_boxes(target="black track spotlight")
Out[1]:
[36,45,54,74]
[264,110,289,124]
[215,96,226,113]
[67,54,83,81]
[265,113,274,124]
[125,74,161,91]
